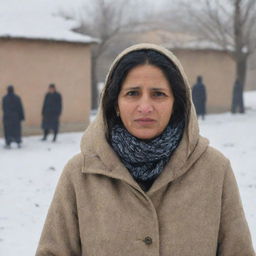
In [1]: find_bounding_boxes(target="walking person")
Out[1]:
[36,44,254,255]
[41,83,62,142]
[192,75,207,120]
[2,85,25,148]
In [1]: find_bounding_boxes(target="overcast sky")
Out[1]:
[0,0,84,15]
[0,0,171,33]
[0,0,167,15]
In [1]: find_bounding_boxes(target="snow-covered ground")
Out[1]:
[0,91,255,255]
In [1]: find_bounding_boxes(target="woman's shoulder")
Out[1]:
[200,143,231,172]
[195,136,230,167]
[188,141,234,185]
[61,153,85,179]
[61,152,100,178]
[66,153,84,168]
[205,144,229,160]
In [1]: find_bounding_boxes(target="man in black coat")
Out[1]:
[192,76,207,120]
[2,85,25,148]
[41,84,62,142]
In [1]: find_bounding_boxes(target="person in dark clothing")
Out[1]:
[192,76,207,120]
[231,78,244,113]
[41,84,62,142]
[2,85,25,148]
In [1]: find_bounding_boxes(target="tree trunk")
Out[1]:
[231,55,247,113]
[231,0,246,114]
[91,55,99,110]
[91,43,107,110]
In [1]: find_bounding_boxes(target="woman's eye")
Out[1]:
[153,91,166,97]
[126,91,139,96]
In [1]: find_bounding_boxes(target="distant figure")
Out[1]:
[2,85,25,148]
[41,84,62,142]
[192,76,207,120]
[231,78,244,113]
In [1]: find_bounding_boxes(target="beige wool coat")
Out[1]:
[36,44,255,256]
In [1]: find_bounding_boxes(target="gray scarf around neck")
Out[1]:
[110,121,184,184]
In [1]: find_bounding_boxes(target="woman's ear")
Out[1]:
[115,106,120,117]
[116,109,120,117]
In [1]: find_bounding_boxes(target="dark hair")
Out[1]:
[7,85,14,94]
[102,49,190,138]
[197,76,202,83]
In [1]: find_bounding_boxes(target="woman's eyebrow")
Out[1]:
[123,86,140,91]
[151,87,169,91]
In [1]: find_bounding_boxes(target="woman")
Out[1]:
[36,44,254,255]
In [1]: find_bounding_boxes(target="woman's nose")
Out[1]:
[137,96,153,113]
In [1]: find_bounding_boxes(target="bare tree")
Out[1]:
[61,0,150,109]
[169,0,256,113]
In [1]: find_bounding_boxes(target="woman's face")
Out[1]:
[117,64,174,140]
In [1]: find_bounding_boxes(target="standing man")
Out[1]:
[192,76,207,120]
[2,85,25,148]
[41,84,62,142]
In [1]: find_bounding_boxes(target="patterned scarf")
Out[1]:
[110,121,184,184]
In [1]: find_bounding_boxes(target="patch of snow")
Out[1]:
[0,133,82,255]
[245,90,256,110]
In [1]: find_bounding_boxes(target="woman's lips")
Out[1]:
[134,118,156,125]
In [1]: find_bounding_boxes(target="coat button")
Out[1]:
[143,236,153,245]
